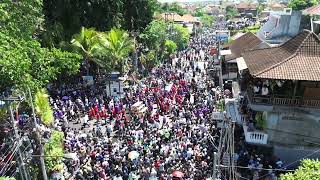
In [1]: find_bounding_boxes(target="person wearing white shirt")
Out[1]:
[254,85,260,94]
[261,85,269,96]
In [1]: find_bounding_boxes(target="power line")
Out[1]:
[256,148,320,180]
[218,164,295,172]
[0,140,22,176]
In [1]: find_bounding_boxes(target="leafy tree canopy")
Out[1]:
[42,0,158,46]
[103,28,134,73]
[225,6,238,20]
[140,50,158,71]
[281,159,320,180]
[160,2,188,15]
[123,0,159,31]
[288,0,318,11]
[70,27,105,65]
[164,40,177,57]
[43,0,124,43]
[35,89,54,126]
[0,0,42,40]
[200,14,215,27]
[0,0,81,94]
[170,25,190,50]
[140,20,167,51]
[44,130,64,173]
[0,32,81,93]
[193,9,205,17]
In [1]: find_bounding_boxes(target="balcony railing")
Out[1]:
[247,90,320,108]
[243,125,268,145]
[227,99,268,145]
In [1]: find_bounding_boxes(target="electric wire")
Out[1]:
[0,141,18,166]
[0,141,20,175]
[218,164,295,172]
[2,139,32,179]
[256,148,320,179]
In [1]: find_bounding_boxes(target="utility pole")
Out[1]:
[5,96,28,180]
[28,88,48,180]
[216,33,223,89]
[216,115,236,180]
[213,152,217,180]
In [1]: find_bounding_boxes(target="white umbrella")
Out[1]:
[128,151,140,160]
[64,153,78,160]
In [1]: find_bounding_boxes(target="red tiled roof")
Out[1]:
[303,4,320,16]
[181,14,197,23]
[158,13,197,23]
[269,3,286,9]
[159,13,184,22]
[242,30,320,81]
[225,32,268,61]
[236,2,258,10]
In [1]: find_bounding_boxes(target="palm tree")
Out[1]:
[70,27,105,75]
[104,28,134,74]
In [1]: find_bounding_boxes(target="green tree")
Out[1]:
[281,159,320,180]
[140,20,167,51]
[161,2,188,15]
[34,89,54,126]
[70,27,106,75]
[0,0,81,93]
[123,0,159,31]
[0,0,42,40]
[288,0,318,11]
[170,25,190,50]
[103,28,134,74]
[140,50,158,70]
[43,0,158,45]
[0,32,81,93]
[225,6,238,20]
[193,9,205,17]
[44,130,64,174]
[200,14,215,27]
[43,0,124,43]
[164,40,177,57]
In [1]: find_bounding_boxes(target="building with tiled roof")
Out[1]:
[181,14,198,23]
[243,30,320,81]
[221,32,270,81]
[236,2,258,16]
[236,30,320,157]
[268,2,287,11]
[303,4,320,16]
[158,13,199,23]
[236,2,258,10]
[225,32,270,61]
[303,4,320,34]
[158,13,184,22]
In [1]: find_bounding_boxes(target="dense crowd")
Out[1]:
[0,26,286,180]
[44,30,227,179]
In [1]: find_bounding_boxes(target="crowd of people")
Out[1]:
[0,26,287,180]
[45,30,228,179]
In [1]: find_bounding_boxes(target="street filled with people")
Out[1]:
[48,29,226,179]
[0,26,286,180]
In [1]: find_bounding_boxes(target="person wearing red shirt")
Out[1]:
[154,160,161,169]
[89,107,95,120]
[94,105,99,115]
